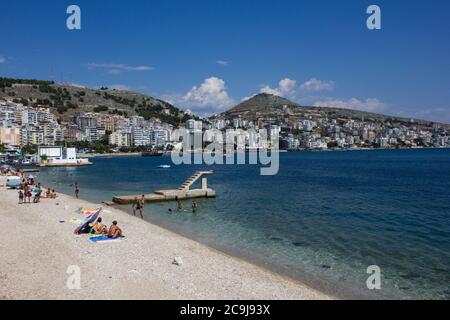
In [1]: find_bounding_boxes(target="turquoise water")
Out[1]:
[36,149,450,299]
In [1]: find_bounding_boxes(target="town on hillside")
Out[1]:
[1,91,449,163]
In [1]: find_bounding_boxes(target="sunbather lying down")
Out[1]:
[107,221,122,238]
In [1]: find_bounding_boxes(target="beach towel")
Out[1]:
[77,208,99,216]
[88,235,122,243]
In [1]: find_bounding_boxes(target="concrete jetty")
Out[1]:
[112,170,215,205]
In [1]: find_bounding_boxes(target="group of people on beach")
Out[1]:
[1,166,15,176]
[0,167,59,204]
[17,178,58,204]
[80,217,123,239]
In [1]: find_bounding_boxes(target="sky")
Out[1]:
[0,0,449,122]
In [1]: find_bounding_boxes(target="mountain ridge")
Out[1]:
[1,77,449,128]
[0,77,193,127]
[219,93,450,128]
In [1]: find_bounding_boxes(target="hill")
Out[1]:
[0,77,193,127]
[219,93,450,129]
[223,93,300,118]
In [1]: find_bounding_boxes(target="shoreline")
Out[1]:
[0,175,332,300]
[76,146,450,159]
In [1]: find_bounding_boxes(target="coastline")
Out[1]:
[77,146,450,159]
[0,175,332,300]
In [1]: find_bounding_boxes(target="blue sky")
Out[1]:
[0,0,449,122]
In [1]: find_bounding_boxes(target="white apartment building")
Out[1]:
[109,130,131,147]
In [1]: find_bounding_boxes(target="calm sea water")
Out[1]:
[36,149,450,299]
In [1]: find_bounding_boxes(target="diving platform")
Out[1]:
[112,170,215,205]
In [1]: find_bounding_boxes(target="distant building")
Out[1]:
[186,119,202,131]
[38,146,90,165]
[0,127,21,145]
[109,130,131,147]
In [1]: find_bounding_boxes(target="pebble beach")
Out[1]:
[0,176,331,300]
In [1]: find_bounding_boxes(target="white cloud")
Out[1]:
[0,55,5,64]
[241,94,256,102]
[260,85,282,96]
[260,78,297,97]
[260,77,334,97]
[300,78,335,92]
[182,77,234,110]
[314,97,387,113]
[216,60,230,66]
[413,108,450,124]
[164,77,234,113]
[86,63,153,74]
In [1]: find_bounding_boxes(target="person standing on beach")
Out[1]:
[74,182,79,199]
[132,196,144,219]
[18,190,24,204]
[23,184,31,203]
[33,183,42,203]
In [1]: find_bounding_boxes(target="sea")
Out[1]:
[36,148,450,300]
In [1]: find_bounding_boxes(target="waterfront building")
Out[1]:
[38,146,90,166]
[0,127,21,145]
[109,130,132,147]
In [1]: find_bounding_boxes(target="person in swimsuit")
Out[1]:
[33,184,42,203]
[92,217,107,234]
[132,196,144,219]
[74,182,80,199]
[107,221,122,238]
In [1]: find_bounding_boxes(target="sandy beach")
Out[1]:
[0,176,331,300]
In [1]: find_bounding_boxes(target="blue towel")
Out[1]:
[88,235,122,243]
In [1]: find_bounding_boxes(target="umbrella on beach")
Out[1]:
[74,208,102,235]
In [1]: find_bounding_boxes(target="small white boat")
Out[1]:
[157,165,171,169]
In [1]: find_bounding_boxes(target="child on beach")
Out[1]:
[18,190,24,204]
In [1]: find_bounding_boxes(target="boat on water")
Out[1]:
[141,151,164,157]
[157,165,171,169]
